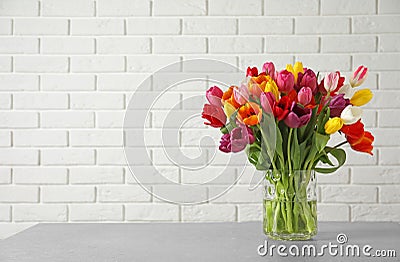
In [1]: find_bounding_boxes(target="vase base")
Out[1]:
[264,230,317,241]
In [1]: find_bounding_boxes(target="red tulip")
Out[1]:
[202,104,226,128]
[246,67,258,77]
[340,120,374,155]
[273,96,292,121]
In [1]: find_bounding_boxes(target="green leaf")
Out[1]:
[314,132,330,153]
[291,129,301,170]
[315,147,346,174]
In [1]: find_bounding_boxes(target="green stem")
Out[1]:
[287,128,293,174]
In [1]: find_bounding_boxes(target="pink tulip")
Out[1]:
[276,70,295,93]
[284,102,312,128]
[299,69,317,93]
[233,84,249,106]
[350,65,368,87]
[260,91,276,114]
[206,86,223,107]
[262,62,275,79]
[297,87,312,105]
[219,124,255,153]
[324,72,339,93]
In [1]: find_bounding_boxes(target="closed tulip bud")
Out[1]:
[297,87,312,105]
[324,117,344,134]
[350,89,373,106]
[324,72,339,93]
[262,62,275,79]
[350,65,368,87]
[276,70,295,93]
[206,86,223,107]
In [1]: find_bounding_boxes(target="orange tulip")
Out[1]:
[341,120,374,155]
[222,86,241,109]
[237,102,262,126]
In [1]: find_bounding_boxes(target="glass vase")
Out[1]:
[263,170,317,240]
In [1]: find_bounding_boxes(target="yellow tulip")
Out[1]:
[286,61,304,82]
[264,78,280,101]
[350,89,373,106]
[324,117,344,135]
[223,102,236,119]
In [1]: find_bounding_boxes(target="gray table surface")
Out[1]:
[0,222,398,261]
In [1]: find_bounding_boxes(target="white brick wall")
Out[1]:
[0,0,399,237]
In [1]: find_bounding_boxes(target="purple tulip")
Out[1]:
[299,69,317,93]
[297,87,312,106]
[262,62,276,79]
[219,124,255,153]
[276,70,295,93]
[329,94,350,117]
[206,86,223,107]
[284,102,312,128]
[260,91,276,114]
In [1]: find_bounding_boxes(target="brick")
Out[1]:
[0,186,38,202]
[69,167,124,184]
[97,74,149,91]
[0,37,38,54]
[210,0,262,15]
[127,18,181,35]
[13,205,67,222]
[41,149,95,165]
[0,0,38,16]
[344,147,377,165]
[41,111,94,128]
[154,0,206,16]
[41,0,94,16]
[127,55,181,72]
[0,112,38,128]
[97,148,131,165]
[321,0,375,15]
[14,130,67,147]
[266,36,319,53]
[181,167,237,185]
[379,110,400,127]
[153,37,206,54]
[0,56,11,72]
[41,75,95,91]
[70,204,123,221]
[265,0,318,15]
[295,17,350,34]
[355,54,400,70]
[13,93,68,109]
[41,37,95,54]
[0,131,10,146]
[209,185,260,203]
[295,54,351,71]
[98,185,151,202]
[379,148,400,165]
[97,37,150,54]
[96,111,125,128]
[209,37,263,54]
[0,19,12,35]
[317,204,349,222]
[352,204,400,221]
[14,167,67,184]
[71,19,124,35]
[240,55,294,72]
[152,147,207,166]
[71,56,125,72]
[353,16,400,33]
[239,17,292,35]
[238,204,261,221]
[126,204,179,221]
[321,36,376,53]
[0,168,11,184]
[153,185,207,203]
[15,56,68,73]
[70,93,124,109]
[0,149,38,165]
[14,18,68,35]
[352,167,400,184]
[183,205,236,221]
[317,167,350,184]
[379,35,400,52]
[321,185,377,203]
[0,95,11,109]
[379,0,400,14]
[97,0,150,16]
[379,185,400,203]
[380,72,400,90]
[41,186,95,202]
[70,130,123,146]
[0,205,11,221]
[184,18,237,35]
[0,75,38,91]
[126,166,179,184]
[367,91,400,109]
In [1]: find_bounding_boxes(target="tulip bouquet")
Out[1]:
[201,61,374,240]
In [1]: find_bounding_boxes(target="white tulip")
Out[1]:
[337,84,355,99]
[340,105,363,125]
